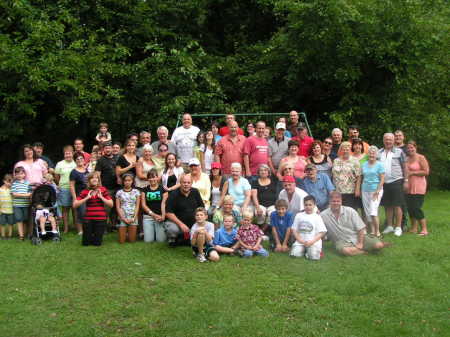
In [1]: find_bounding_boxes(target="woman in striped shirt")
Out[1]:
[73,173,113,246]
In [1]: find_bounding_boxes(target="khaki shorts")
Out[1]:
[335,235,381,254]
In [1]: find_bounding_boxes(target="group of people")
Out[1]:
[0,111,430,263]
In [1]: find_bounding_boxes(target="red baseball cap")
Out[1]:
[282,175,296,183]
[211,162,222,169]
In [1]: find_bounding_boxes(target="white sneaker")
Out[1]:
[52,230,58,234]
[383,226,395,234]
[262,235,269,241]
[41,231,47,235]
[394,227,403,237]
[197,253,207,263]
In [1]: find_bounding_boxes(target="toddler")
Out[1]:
[269,199,294,252]
[95,122,112,144]
[213,214,239,255]
[236,210,269,258]
[35,203,58,235]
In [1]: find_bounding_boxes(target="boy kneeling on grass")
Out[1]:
[235,210,269,258]
[269,199,294,252]
[290,195,327,260]
[213,214,239,255]
[190,207,220,263]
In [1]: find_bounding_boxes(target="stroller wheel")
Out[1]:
[31,237,42,245]
[53,236,61,242]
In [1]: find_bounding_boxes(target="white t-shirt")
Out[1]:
[292,212,327,248]
[35,208,53,222]
[171,125,200,164]
[278,187,309,216]
[190,221,215,243]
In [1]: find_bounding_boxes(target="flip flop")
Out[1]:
[418,231,429,236]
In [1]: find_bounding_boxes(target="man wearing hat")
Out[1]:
[268,122,290,176]
[301,164,335,211]
[278,175,309,216]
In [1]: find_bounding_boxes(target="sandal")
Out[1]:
[418,231,429,236]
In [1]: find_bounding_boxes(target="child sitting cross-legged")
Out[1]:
[190,207,220,263]
[290,195,327,260]
[236,210,269,258]
[213,214,239,255]
[269,199,294,252]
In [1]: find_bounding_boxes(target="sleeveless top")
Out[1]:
[135,160,154,188]
[407,160,427,195]
[309,155,332,178]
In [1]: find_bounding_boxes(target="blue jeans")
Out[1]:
[143,215,166,242]
[242,247,269,258]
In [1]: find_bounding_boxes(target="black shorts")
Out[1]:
[341,193,360,210]
[381,180,405,207]
[192,243,217,257]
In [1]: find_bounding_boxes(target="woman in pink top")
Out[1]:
[14,144,48,186]
[405,141,430,235]
[277,140,307,180]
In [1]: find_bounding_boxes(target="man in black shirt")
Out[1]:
[165,174,204,246]
[94,142,118,230]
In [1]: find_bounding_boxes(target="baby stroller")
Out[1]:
[30,184,61,245]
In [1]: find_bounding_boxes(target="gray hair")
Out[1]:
[140,131,151,137]
[332,128,342,135]
[368,145,378,153]
[142,144,153,153]
[230,162,242,170]
[258,164,271,175]
[157,126,169,134]
[383,132,394,139]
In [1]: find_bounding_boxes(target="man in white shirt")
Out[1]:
[278,175,308,216]
[171,113,200,169]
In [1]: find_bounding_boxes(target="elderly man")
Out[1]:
[151,126,176,154]
[219,114,245,136]
[378,133,408,237]
[243,121,269,179]
[214,121,246,175]
[330,128,343,160]
[268,122,290,175]
[292,126,314,157]
[171,113,200,169]
[165,174,205,246]
[136,131,151,157]
[301,164,335,211]
[278,176,309,216]
[321,192,389,256]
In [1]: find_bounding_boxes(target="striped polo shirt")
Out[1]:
[10,180,31,207]
[77,187,111,220]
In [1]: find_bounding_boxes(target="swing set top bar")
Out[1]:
[175,112,312,137]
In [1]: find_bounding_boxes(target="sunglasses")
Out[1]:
[324,141,332,145]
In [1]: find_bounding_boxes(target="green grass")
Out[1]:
[1,191,449,337]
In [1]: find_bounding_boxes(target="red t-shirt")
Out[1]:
[77,187,111,220]
[219,126,245,137]
[243,136,269,175]
[292,136,314,157]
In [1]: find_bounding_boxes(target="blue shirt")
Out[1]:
[300,173,335,210]
[227,177,251,207]
[361,161,385,192]
[213,227,238,246]
[269,211,294,241]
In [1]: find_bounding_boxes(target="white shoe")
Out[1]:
[197,253,207,263]
[394,227,403,237]
[77,231,83,236]
[41,231,47,235]
[262,235,269,241]
[383,226,394,234]
[52,230,58,234]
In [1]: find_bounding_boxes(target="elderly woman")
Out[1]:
[135,144,155,190]
[307,140,333,177]
[359,146,385,237]
[188,158,211,209]
[405,141,430,235]
[332,141,362,209]
[212,195,242,229]
[250,164,278,227]
[278,140,307,180]
[219,162,251,212]
[14,144,48,186]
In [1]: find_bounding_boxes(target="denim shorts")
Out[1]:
[57,188,73,207]
[0,213,15,225]
[13,207,29,222]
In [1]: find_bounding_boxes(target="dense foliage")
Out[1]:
[0,0,448,188]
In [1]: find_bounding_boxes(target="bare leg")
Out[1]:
[394,206,403,228]
[7,225,13,237]
[215,245,235,254]
[49,217,57,232]
[385,207,394,227]
[39,217,46,233]
[372,216,380,236]
[419,218,428,233]
[409,217,418,233]
[118,227,127,244]
[71,208,77,229]
[0,226,5,238]
[17,222,24,239]
[62,207,70,233]
[341,247,367,256]
[196,232,206,254]
[208,251,220,262]
[128,225,137,243]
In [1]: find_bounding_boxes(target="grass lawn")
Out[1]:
[1,191,449,337]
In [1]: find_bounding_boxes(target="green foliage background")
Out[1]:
[0,0,449,188]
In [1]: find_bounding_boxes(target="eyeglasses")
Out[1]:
[324,141,332,145]
[159,148,168,152]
